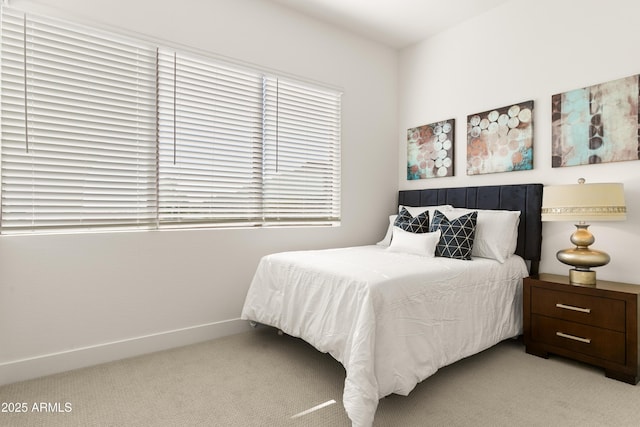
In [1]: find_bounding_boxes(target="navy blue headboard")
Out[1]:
[398,183,543,275]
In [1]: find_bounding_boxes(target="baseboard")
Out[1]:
[0,318,252,386]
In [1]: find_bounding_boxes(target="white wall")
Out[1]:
[0,0,398,384]
[399,0,640,284]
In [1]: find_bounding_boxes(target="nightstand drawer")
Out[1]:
[532,315,626,364]
[531,287,626,331]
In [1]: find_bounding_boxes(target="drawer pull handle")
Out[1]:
[556,331,591,344]
[556,303,591,314]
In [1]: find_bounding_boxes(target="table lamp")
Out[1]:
[541,178,626,285]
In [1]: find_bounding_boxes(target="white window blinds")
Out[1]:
[0,7,341,234]
[0,8,157,232]
[157,49,264,226]
[262,78,341,223]
[157,50,341,227]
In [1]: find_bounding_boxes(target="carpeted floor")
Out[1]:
[1,326,639,426]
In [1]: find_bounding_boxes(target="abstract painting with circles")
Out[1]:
[407,119,455,180]
[551,74,640,168]
[466,100,534,175]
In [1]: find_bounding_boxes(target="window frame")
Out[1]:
[0,6,342,235]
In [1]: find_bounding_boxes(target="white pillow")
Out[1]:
[377,205,452,246]
[377,214,398,246]
[446,208,520,262]
[401,204,453,218]
[387,227,441,257]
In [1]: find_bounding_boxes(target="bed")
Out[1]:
[241,183,543,426]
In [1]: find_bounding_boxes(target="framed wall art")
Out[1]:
[552,74,640,167]
[466,100,534,175]
[407,119,454,180]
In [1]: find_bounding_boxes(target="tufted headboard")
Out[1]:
[398,183,543,275]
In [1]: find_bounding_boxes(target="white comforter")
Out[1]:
[241,245,528,426]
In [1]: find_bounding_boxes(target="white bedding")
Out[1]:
[240,245,528,426]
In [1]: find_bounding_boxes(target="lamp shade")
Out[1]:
[541,180,626,222]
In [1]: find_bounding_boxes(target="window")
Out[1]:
[0,8,158,233]
[157,49,264,226]
[262,78,341,223]
[0,7,341,234]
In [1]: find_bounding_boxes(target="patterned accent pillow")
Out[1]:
[394,207,429,233]
[430,209,477,260]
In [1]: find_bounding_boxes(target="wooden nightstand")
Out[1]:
[523,273,640,385]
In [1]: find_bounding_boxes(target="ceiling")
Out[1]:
[268,0,511,48]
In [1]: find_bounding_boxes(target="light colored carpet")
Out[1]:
[1,326,639,426]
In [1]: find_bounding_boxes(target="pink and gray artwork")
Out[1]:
[407,119,455,180]
[466,100,534,175]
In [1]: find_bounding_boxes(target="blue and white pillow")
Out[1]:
[445,208,520,262]
[394,207,429,233]
[430,209,477,260]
